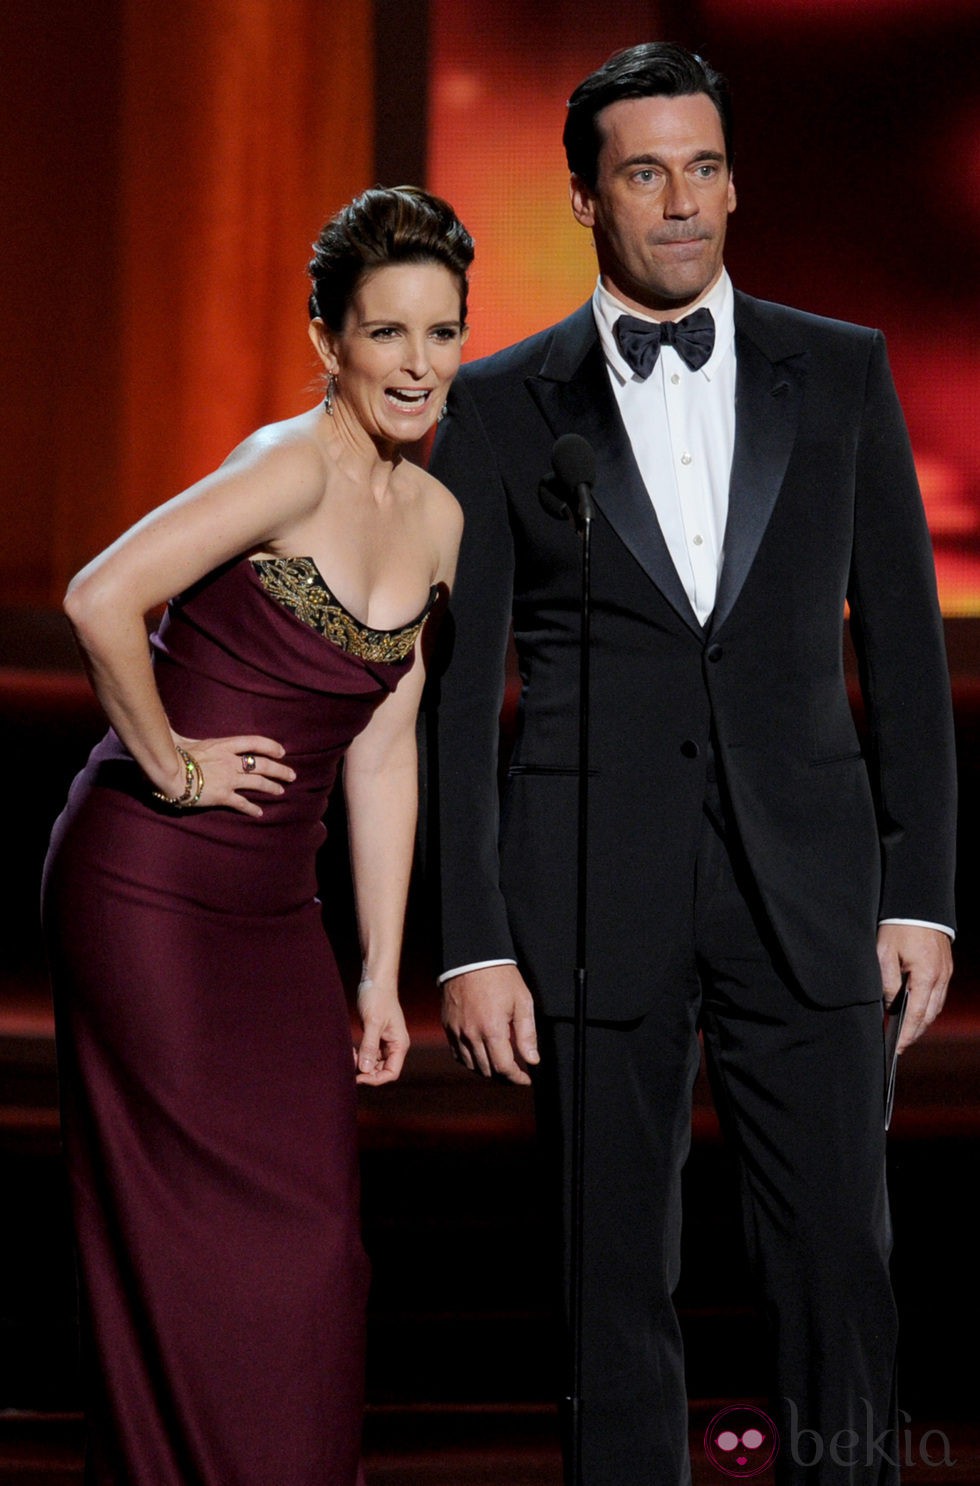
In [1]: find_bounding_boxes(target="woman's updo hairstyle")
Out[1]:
[308,186,475,333]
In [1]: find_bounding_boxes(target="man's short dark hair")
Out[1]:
[563,42,733,189]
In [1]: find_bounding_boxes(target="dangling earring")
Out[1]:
[324,373,338,416]
[437,402,447,423]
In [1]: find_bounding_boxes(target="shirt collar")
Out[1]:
[593,269,735,384]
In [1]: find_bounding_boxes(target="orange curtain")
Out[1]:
[2,0,373,608]
[428,0,659,358]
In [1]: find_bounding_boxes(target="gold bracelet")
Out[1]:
[152,747,205,808]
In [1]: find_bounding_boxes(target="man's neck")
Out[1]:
[599,266,726,322]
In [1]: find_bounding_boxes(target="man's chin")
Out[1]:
[637,263,721,314]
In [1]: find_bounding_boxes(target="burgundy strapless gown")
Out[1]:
[42,556,431,1486]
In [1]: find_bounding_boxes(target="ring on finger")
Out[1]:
[241,753,257,774]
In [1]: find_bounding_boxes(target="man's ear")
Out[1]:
[569,174,597,229]
[308,316,339,374]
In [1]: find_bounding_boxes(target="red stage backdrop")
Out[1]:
[0,0,373,607]
[427,0,980,616]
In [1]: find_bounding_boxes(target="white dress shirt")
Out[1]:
[593,270,736,626]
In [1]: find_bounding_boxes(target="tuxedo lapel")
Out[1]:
[522,295,808,638]
[712,297,809,633]
[526,306,702,635]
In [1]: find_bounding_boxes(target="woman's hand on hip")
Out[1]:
[164,733,295,816]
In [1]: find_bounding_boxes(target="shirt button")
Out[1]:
[692,534,703,547]
[681,452,693,466]
[670,373,680,385]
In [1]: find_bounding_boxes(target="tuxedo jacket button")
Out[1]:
[705,643,723,662]
[680,740,700,758]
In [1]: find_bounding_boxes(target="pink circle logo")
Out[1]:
[704,1404,779,1477]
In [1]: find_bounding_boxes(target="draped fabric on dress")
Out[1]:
[42,556,427,1486]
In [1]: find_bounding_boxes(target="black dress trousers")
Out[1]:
[534,764,897,1486]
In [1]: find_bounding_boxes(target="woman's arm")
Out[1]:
[343,482,462,1084]
[64,431,325,811]
[343,653,425,1086]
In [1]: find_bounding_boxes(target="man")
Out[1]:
[426,42,956,1485]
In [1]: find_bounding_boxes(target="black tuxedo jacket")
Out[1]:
[427,292,957,1020]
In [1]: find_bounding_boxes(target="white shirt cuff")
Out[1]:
[879,917,955,941]
[438,958,518,984]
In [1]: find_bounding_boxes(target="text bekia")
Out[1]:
[783,1399,955,1470]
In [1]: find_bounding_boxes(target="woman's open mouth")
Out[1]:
[385,387,433,409]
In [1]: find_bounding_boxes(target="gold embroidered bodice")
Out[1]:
[250,556,435,663]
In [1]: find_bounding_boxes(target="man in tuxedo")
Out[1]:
[426,42,956,1485]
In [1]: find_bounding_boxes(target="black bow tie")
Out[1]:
[614,307,715,377]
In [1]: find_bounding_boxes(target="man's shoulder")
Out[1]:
[456,302,595,388]
[734,290,881,352]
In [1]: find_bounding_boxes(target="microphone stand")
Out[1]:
[566,474,593,1486]
[539,435,596,1486]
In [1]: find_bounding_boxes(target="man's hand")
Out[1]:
[441,964,540,1085]
[877,923,952,1054]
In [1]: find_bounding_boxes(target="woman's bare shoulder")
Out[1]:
[218,410,328,495]
[413,465,464,584]
[415,463,464,530]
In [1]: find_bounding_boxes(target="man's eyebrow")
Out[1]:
[617,149,726,169]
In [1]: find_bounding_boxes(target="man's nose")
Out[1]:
[663,173,697,218]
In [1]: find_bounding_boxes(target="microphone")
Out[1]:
[540,434,597,529]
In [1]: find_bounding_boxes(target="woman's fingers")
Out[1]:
[170,734,296,814]
[355,996,410,1086]
[226,736,295,783]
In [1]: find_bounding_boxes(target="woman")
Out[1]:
[42,186,473,1485]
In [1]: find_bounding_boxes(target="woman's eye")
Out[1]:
[370,327,399,340]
